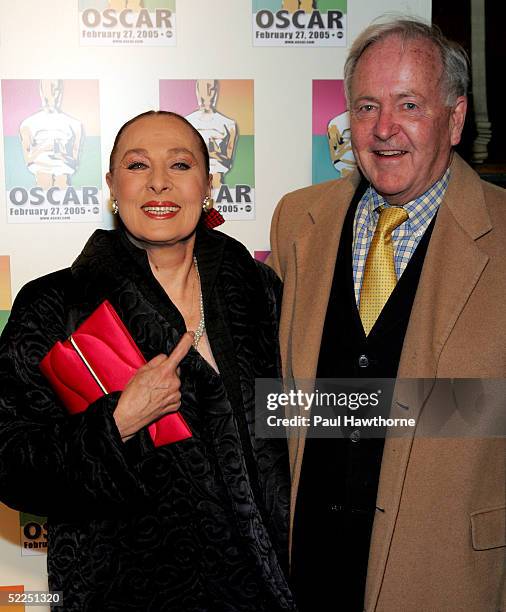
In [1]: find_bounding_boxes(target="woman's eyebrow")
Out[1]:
[121,148,148,158]
[166,147,196,157]
[121,147,196,158]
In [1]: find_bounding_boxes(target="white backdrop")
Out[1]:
[0,0,430,603]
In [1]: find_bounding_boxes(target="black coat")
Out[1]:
[0,226,295,612]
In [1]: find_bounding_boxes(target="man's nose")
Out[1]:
[373,108,400,141]
[148,164,172,193]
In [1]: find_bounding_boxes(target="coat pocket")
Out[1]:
[470,506,506,551]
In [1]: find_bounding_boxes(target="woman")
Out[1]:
[0,111,295,611]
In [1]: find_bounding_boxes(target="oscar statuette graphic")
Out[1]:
[186,80,238,190]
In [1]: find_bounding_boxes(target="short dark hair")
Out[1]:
[108,110,210,175]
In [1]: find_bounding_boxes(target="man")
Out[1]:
[269,19,506,611]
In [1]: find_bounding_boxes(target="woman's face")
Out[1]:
[106,114,211,246]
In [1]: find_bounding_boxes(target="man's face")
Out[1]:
[349,35,466,205]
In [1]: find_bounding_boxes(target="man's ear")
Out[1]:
[449,96,468,146]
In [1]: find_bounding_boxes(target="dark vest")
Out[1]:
[291,183,436,611]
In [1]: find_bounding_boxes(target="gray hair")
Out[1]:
[344,18,469,106]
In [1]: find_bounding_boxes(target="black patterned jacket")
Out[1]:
[0,226,296,612]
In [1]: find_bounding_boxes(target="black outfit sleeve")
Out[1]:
[255,259,283,327]
[0,275,150,518]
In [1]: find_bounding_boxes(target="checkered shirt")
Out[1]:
[353,168,450,306]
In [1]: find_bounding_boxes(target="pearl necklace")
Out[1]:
[192,256,205,349]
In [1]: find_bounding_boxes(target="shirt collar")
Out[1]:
[365,167,450,237]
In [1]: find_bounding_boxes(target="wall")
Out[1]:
[0,0,430,604]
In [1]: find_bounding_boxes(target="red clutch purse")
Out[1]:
[39,300,192,447]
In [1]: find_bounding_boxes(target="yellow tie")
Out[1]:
[359,206,408,335]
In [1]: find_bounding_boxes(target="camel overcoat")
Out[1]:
[269,154,506,611]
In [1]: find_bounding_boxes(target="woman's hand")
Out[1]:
[113,332,194,441]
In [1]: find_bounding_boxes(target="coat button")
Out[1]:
[358,354,369,368]
[350,429,361,443]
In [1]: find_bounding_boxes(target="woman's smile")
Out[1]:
[141,201,181,219]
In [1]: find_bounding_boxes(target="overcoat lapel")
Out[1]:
[365,155,492,609]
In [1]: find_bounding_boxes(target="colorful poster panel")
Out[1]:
[19,513,47,557]
[160,80,255,220]
[252,0,346,47]
[2,80,102,224]
[312,79,355,184]
[79,0,176,46]
[0,256,11,333]
[0,585,25,611]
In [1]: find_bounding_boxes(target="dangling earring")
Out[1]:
[111,199,119,215]
[201,195,225,229]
